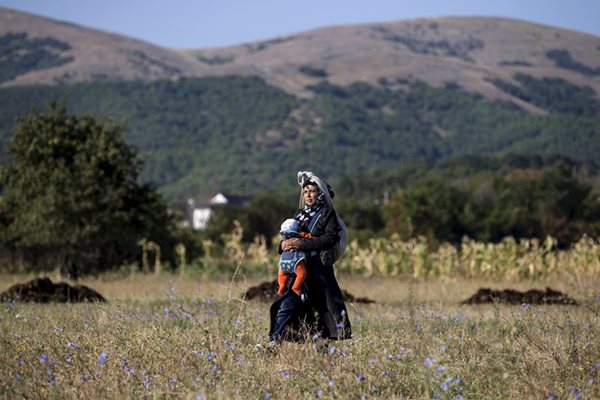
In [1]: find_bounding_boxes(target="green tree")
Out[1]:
[534,163,594,245]
[383,177,468,244]
[0,103,171,276]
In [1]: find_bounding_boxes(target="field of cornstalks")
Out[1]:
[1,235,599,399]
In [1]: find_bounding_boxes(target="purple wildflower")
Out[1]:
[98,351,108,367]
[441,377,452,392]
[424,357,437,368]
[570,386,582,399]
[39,354,48,364]
[328,379,335,386]
[435,365,446,377]
[224,339,236,351]
[15,373,22,382]
[316,389,324,397]
[357,375,367,382]
[81,374,90,382]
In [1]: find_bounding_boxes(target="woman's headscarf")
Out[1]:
[294,179,325,228]
[297,171,335,210]
[296,171,347,260]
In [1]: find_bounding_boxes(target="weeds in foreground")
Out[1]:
[0,275,598,399]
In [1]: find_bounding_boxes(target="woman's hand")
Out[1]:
[282,238,305,251]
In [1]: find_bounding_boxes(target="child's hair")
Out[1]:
[280,218,300,238]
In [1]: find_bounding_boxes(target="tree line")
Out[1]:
[1,73,599,202]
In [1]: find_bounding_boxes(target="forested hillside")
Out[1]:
[1,8,600,203]
[1,75,599,200]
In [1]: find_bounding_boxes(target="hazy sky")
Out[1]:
[1,0,598,49]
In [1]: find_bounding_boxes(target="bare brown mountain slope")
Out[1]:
[191,17,600,109]
[2,7,600,111]
[0,7,208,85]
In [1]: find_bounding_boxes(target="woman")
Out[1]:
[269,171,352,345]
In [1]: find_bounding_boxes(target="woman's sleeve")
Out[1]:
[300,210,340,251]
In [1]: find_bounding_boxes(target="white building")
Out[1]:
[187,193,251,230]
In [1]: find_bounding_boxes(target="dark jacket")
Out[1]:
[269,207,352,341]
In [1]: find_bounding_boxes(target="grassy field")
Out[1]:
[1,270,598,399]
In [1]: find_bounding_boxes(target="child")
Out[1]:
[277,218,311,297]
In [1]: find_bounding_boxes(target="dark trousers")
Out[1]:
[269,292,301,342]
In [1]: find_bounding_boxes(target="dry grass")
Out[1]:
[1,272,598,399]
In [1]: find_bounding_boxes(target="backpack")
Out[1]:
[315,210,347,265]
[334,213,347,261]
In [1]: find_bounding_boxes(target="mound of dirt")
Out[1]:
[0,277,106,303]
[462,287,577,305]
[243,280,375,304]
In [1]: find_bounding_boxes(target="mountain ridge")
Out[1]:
[2,7,600,111]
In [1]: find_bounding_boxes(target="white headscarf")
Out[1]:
[296,171,347,260]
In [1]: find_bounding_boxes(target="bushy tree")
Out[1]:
[0,103,171,275]
[383,177,468,244]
